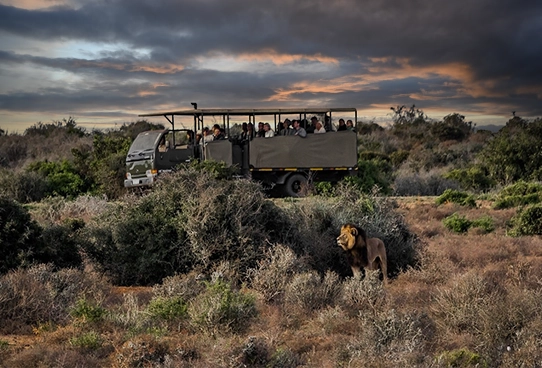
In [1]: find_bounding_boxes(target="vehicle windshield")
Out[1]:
[128,131,163,153]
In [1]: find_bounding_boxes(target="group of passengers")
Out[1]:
[252,116,355,139]
[196,116,355,146]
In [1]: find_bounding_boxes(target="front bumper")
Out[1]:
[124,176,155,188]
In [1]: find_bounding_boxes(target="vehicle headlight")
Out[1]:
[146,169,158,177]
[126,172,132,180]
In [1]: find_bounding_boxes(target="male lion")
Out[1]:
[336,224,388,283]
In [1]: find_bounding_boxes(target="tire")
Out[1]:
[284,173,307,197]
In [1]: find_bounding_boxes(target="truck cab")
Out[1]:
[124,129,198,188]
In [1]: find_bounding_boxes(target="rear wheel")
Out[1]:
[284,173,307,197]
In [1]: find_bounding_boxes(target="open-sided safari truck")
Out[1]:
[124,108,359,196]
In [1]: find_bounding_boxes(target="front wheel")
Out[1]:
[284,173,308,197]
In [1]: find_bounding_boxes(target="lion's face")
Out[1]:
[337,224,359,251]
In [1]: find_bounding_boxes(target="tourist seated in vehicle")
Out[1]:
[337,118,347,131]
[202,127,214,145]
[293,119,307,137]
[346,120,354,131]
[264,123,275,138]
[256,122,265,138]
[213,126,225,140]
[247,123,255,140]
[281,119,294,136]
[324,115,335,132]
[314,121,326,134]
[186,130,195,145]
[240,122,249,141]
[307,116,318,134]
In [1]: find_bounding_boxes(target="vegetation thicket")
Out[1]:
[2,109,542,366]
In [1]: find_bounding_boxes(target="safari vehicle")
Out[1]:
[124,107,359,196]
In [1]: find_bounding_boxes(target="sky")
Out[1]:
[0,0,541,133]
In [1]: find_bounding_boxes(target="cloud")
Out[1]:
[0,0,541,132]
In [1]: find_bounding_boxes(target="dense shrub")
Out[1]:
[284,271,341,312]
[344,158,392,194]
[493,181,542,209]
[444,167,495,192]
[26,160,89,198]
[442,213,494,234]
[508,204,542,236]
[393,168,460,196]
[188,279,257,334]
[436,189,476,207]
[0,197,42,274]
[0,264,110,332]
[248,245,307,303]
[478,117,542,184]
[83,167,290,285]
[0,170,48,203]
[280,186,420,278]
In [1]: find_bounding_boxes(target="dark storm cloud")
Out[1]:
[0,0,541,128]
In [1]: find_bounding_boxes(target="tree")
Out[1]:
[478,117,542,185]
[431,113,474,142]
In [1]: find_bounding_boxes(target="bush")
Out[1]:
[493,181,542,209]
[393,168,460,196]
[284,271,341,312]
[436,189,476,207]
[509,204,542,236]
[0,264,110,331]
[435,348,487,367]
[471,215,495,233]
[147,296,188,321]
[70,298,106,323]
[0,170,48,203]
[248,245,307,303]
[188,280,256,334]
[443,213,472,233]
[83,167,292,285]
[0,197,43,274]
[343,158,392,194]
[444,167,495,192]
[26,160,88,198]
[69,331,103,350]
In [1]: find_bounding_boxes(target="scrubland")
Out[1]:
[1,172,542,368]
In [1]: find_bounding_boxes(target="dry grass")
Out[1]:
[2,197,542,367]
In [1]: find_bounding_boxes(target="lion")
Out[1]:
[336,224,388,283]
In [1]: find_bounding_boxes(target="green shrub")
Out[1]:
[69,331,102,350]
[493,181,542,209]
[343,158,392,194]
[509,204,542,236]
[436,189,476,207]
[26,160,88,198]
[444,167,495,192]
[471,215,495,233]
[443,213,472,233]
[188,280,256,334]
[70,298,106,323]
[147,296,187,320]
[436,348,487,367]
